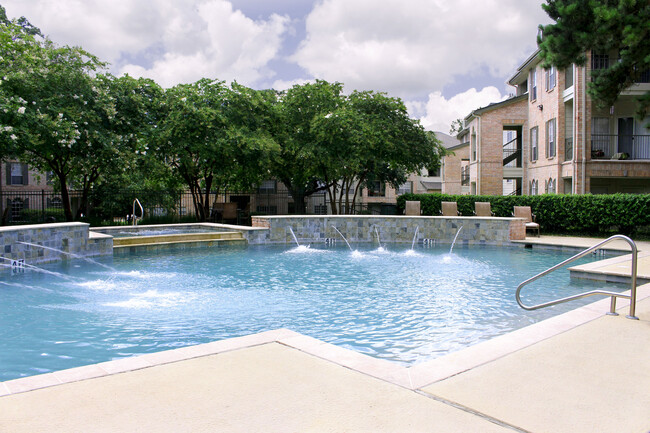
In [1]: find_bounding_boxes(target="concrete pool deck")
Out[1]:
[1,235,649,432]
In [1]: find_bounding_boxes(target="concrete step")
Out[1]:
[113,231,244,247]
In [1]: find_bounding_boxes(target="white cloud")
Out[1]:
[3,0,291,88]
[292,0,550,98]
[411,87,507,133]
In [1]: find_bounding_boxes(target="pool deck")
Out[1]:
[1,235,649,432]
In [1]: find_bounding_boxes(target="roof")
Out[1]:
[463,94,528,122]
[432,131,461,149]
[508,49,541,86]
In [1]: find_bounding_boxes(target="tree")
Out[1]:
[538,0,650,119]
[313,90,444,214]
[449,118,464,135]
[267,80,343,214]
[156,79,276,221]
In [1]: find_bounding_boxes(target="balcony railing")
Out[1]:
[565,137,573,161]
[591,134,650,160]
[461,168,470,186]
[502,137,522,167]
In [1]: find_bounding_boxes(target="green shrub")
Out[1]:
[396,193,650,237]
[19,208,66,224]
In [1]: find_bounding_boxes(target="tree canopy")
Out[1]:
[1,6,446,221]
[538,0,650,118]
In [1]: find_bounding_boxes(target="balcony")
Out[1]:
[591,134,650,160]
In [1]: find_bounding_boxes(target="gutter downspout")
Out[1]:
[572,65,578,194]
[477,116,481,195]
[581,64,587,194]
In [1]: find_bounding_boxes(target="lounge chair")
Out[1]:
[513,206,540,237]
[441,201,460,216]
[221,202,238,224]
[473,202,494,217]
[405,200,421,216]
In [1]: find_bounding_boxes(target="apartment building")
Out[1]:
[461,49,650,196]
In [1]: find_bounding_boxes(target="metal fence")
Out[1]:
[0,189,387,226]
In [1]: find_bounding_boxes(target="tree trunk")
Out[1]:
[287,186,307,214]
[58,174,74,222]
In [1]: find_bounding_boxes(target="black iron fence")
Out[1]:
[0,189,386,226]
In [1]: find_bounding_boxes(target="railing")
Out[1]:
[460,166,470,186]
[502,137,522,167]
[591,134,650,160]
[132,198,143,225]
[516,235,639,320]
[565,137,573,161]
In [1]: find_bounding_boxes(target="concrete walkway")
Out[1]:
[1,235,649,432]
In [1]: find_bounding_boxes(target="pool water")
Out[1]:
[0,244,625,381]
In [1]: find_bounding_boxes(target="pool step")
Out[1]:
[113,231,244,247]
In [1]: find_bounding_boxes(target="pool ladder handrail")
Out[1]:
[132,198,143,226]
[516,234,639,320]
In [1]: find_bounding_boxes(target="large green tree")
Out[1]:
[538,0,650,118]
[267,80,344,214]
[313,90,443,214]
[156,79,276,221]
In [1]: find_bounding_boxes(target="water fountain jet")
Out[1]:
[17,241,115,271]
[449,226,463,254]
[332,226,353,251]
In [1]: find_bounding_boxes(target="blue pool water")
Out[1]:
[0,244,625,381]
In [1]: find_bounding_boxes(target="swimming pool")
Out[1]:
[0,244,625,381]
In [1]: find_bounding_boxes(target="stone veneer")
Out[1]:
[251,215,525,245]
[0,222,112,270]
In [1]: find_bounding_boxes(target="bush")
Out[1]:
[19,208,66,224]
[396,193,650,237]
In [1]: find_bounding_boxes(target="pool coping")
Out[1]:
[3,281,648,398]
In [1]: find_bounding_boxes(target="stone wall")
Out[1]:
[251,216,525,245]
[0,222,112,269]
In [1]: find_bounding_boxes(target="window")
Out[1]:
[546,118,556,158]
[257,180,277,194]
[548,178,556,194]
[530,127,538,161]
[397,181,412,195]
[565,65,574,89]
[530,180,539,196]
[545,66,556,91]
[530,68,537,101]
[591,52,609,70]
[427,166,440,177]
[314,204,328,215]
[471,131,477,161]
[7,162,28,186]
[367,181,385,197]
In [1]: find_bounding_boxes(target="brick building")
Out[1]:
[459,49,650,196]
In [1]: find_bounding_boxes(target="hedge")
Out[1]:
[396,193,650,236]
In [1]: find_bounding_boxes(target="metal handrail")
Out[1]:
[516,235,639,320]
[132,198,143,226]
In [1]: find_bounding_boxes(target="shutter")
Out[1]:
[5,163,10,185]
[22,164,28,185]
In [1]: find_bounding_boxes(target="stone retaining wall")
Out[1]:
[251,216,525,245]
[0,222,112,269]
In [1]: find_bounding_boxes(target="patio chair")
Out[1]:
[473,202,494,217]
[221,202,238,224]
[513,206,540,237]
[441,201,460,216]
[405,200,421,216]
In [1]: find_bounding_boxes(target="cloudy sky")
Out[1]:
[3,0,551,133]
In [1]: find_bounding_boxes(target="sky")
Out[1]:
[3,0,552,133]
